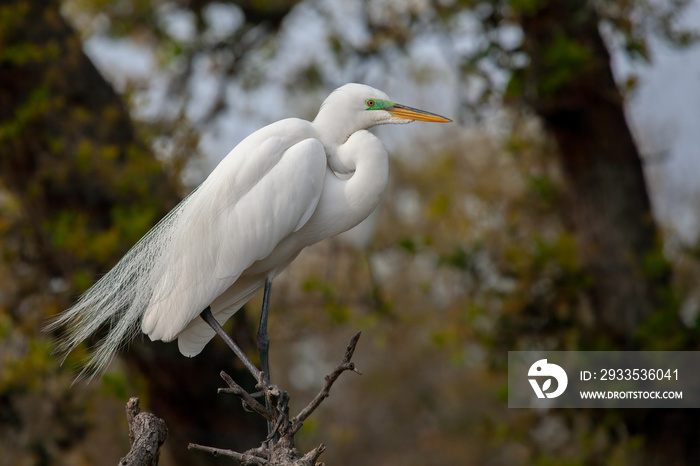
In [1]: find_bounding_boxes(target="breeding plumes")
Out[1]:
[47,83,451,379]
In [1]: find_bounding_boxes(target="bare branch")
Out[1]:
[192,332,363,465]
[298,443,326,465]
[219,371,273,420]
[126,397,140,441]
[119,397,168,466]
[188,443,267,465]
[290,331,362,434]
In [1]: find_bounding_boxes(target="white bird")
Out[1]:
[48,83,451,380]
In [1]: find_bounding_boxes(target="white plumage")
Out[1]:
[47,83,451,378]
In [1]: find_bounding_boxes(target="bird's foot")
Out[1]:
[255,371,290,442]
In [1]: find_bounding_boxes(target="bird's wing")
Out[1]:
[142,126,326,342]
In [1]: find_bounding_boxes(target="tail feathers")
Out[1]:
[45,194,190,381]
[45,236,157,381]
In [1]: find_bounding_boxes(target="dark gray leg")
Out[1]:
[257,277,275,439]
[257,277,273,384]
[200,307,261,380]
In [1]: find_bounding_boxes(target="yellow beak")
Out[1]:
[388,103,452,123]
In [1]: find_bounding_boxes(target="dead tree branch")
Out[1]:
[187,443,268,465]
[119,397,168,466]
[189,331,363,465]
[290,331,362,435]
[219,371,273,419]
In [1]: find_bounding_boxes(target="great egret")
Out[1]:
[48,83,451,380]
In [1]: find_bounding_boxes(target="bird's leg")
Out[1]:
[200,307,261,381]
[257,277,275,440]
[257,277,273,384]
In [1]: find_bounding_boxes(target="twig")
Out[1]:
[219,371,273,420]
[126,397,139,441]
[290,331,362,434]
[299,443,326,464]
[192,331,363,465]
[188,443,266,465]
[119,397,168,466]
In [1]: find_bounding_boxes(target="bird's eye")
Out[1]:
[365,99,375,108]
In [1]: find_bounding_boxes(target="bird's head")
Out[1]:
[314,83,451,142]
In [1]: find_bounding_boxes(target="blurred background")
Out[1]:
[1,0,700,464]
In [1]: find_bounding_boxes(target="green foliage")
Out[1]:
[535,234,579,274]
[0,3,59,65]
[0,311,12,340]
[634,305,691,351]
[0,333,54,392]
[527,174,557,202]
[438,245,474,270]
[509,0,542,14]
[71,269,95,292]
[100,371,130,400]
[397,236,418,254]
[110,203,160,244]
[428,192,451,218]
[643,241,672,281]
[301,277,351,324]
[0,86,55,142]
[540,33,593,96]
[0,38,61,65]
[298,416,318,437]
[505,68,525,99]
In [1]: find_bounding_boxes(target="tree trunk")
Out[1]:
[0,0,264,463]
[518,0,660,338]
[516,1,699,464]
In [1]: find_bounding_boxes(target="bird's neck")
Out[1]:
[306,129,389,239]
[312,111,360,149]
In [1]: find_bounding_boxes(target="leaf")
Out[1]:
[542,378,552,392]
